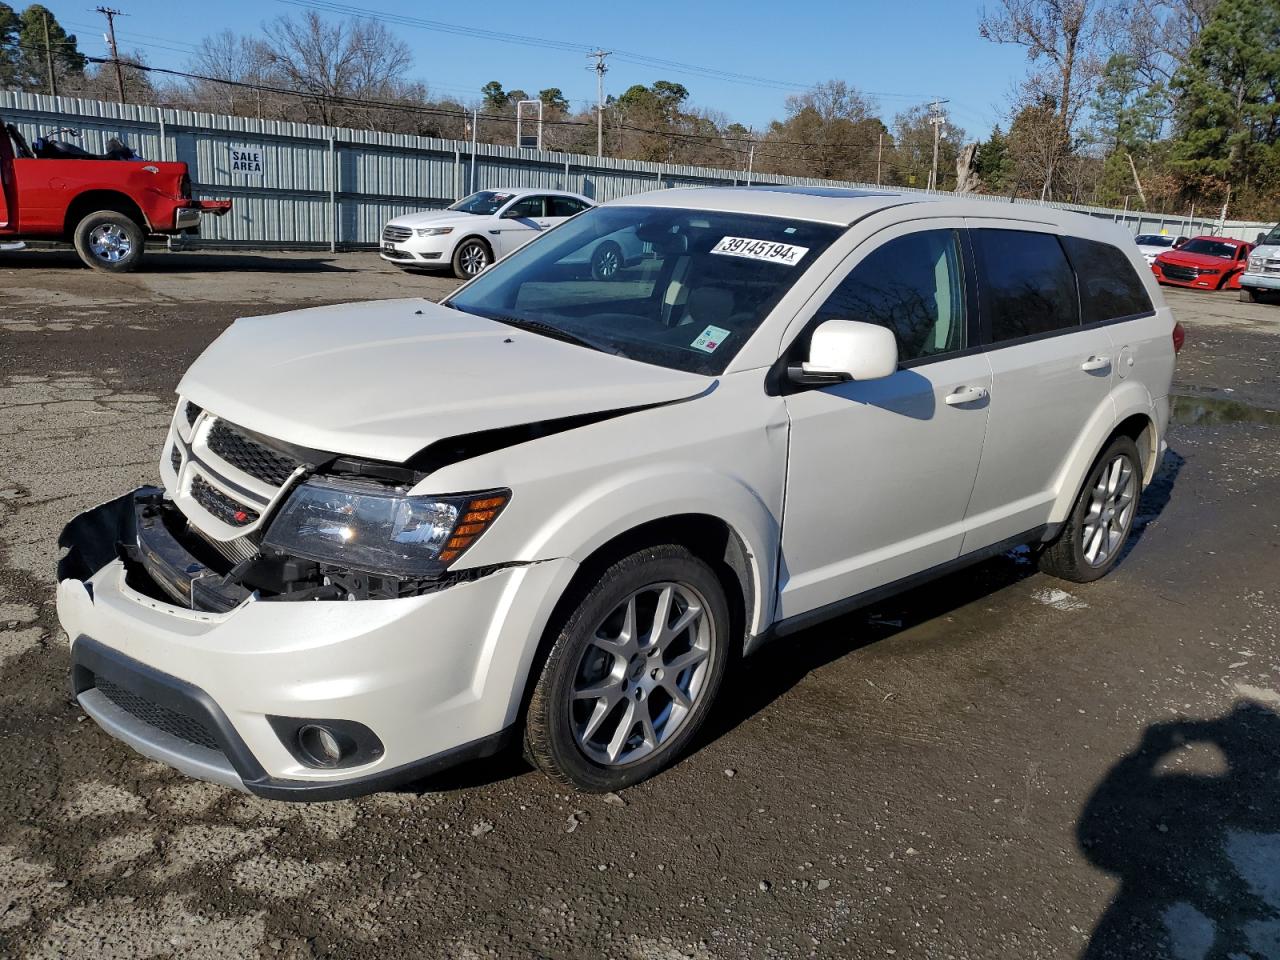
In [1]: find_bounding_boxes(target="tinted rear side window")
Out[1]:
[1062,236,1154,324]
[973,229,1080,343]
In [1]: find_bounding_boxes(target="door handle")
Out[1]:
[1080,355,1112,372]
[944,385,989,406]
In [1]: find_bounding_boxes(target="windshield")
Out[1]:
[1180,238,1239,258]
[1135,235,1174,247]
[1262,225,1280,246]
[445,206,842,375]
[447,191,517,215]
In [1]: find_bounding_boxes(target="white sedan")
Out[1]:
[381,188,595,278]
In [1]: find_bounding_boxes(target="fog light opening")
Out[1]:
[298,724,345,767]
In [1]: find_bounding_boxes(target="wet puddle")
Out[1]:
[1171,394,1280,427]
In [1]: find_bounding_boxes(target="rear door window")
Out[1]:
[972,229,1080,344]
[548,196,590,217]
[1061,236,1153,324]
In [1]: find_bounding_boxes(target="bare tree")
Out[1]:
[259,12,413,127]
[980,0,1115,135]
[1122,0,1220,88]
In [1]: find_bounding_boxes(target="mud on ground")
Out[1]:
[1,252,1279,959]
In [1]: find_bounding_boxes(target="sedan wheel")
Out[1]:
[452,239,491,279]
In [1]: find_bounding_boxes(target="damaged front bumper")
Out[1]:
[56,489,577,800]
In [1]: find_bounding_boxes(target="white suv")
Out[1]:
[58,186,1179,797]
[1240,222,1280,304]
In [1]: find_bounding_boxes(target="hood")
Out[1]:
[1157,249,1236,269]
[178,299,712,463]
[1136,243,1173,255]
[388,209,479,229]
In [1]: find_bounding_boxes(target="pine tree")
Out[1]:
[1171,0,1280,212]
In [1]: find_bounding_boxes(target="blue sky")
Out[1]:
[41,0,1031,139]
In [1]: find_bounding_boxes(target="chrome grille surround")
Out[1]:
[162,398,308,562]
[382,224,413,243]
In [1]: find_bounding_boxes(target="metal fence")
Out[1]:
[3,90,1273,248]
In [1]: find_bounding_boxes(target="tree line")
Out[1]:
[1,1,1275,219]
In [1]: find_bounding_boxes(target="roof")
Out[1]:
[606,185,925,226]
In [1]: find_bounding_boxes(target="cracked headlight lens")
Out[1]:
[263,476,508,576]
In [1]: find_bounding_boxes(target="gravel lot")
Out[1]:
[1,248,1279,959]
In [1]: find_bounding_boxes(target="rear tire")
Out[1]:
[590,240,623,280]
[524,544,730,792]
[1038,435,1142,583]
[73,210,145,273]
[451,237,492,279]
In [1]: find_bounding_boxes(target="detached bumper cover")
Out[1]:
[56,490,578,800]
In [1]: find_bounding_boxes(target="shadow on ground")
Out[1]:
[0,249,356,273]
[1079,702,1280,959]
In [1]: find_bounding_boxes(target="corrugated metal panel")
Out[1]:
[2,89,1271,247]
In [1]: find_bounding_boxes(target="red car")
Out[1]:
[1151,235,1252,291]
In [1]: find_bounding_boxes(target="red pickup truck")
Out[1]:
[1,118,231,272]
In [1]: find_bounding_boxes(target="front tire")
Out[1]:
[524,545,731,792]
[1240,287,1259,303]
[73,210,145,273]
[1038,435,1141,583]
[451,237,492,279]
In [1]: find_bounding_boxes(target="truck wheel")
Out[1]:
[73,211,145,273]
[1240,288,1258,304]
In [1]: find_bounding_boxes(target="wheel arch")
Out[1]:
[64,190,150,236]
[1049,385,1159,523]
[512,510,762,735]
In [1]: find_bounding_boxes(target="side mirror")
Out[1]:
[792,319,898,384]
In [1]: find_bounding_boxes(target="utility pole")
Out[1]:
[96,7,126,105]
[927,98,949,191]
[42,9,57,98]
[876,132,883,185]
[587,49,610,158]
[468,108,478,193]
[745,141,755,186]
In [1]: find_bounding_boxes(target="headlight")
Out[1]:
[262,476,508,576]
[417,227,453,237]
[1250,257,1264,270]
[1198,268,1221,275]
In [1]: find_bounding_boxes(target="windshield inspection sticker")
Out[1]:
[692,325,732,353]
[711,236,809,265]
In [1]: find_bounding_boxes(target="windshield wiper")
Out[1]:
[478,314,618,354]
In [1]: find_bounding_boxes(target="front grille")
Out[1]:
[95,676,221,751]
[383,224,413,243]
[1162,264,1199,282]
[191,475,259,528]
[184,401,201,426]
[382,248,414,260]
[207,421,300,487]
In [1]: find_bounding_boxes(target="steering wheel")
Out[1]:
[5,124,34,159]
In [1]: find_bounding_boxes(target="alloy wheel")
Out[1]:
[88,224,132,263]
[593,245,620,278]
[1082,454,1137,567]
[569,581,716,767]
[460,242,488,275]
